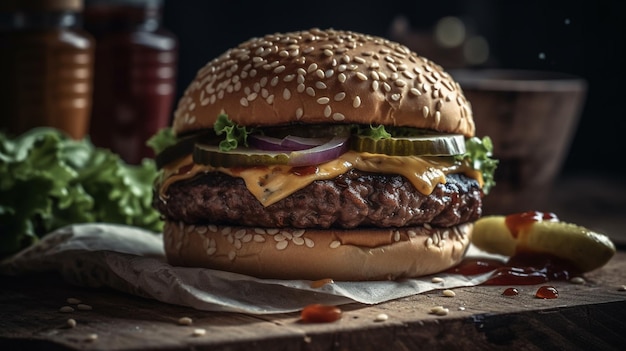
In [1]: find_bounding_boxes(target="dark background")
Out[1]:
[161,0,624,177]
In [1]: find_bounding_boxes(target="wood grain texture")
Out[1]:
[1,250,625,350]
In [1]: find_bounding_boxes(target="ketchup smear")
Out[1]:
[445,211,581,286]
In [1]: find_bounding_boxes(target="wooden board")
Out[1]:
[1,251,626,350]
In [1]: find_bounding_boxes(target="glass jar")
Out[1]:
[84,0,178,164]
[0,0,94,139]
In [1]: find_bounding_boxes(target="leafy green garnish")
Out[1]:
[0,128,163,258]
[146,127,177,155]
[214,114,255,151]
[455,136,498,194]
[355,125,392,139]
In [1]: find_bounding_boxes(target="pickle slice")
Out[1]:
[194,144,290,167]
[350,134,465,156]
[155,131,218,169]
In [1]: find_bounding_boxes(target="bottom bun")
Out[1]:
[163,221,473,281]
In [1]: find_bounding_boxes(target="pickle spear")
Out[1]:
[350,134,465,156]
[473,215,616,272]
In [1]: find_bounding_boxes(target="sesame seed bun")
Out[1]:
[173,28,475,137]
[156,28,483,281]
[163,221,472,281]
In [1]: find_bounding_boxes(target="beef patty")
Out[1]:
[155,170,483,229]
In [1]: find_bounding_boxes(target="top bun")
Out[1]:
[173,28,475,137]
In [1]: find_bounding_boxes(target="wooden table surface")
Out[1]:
[1,173,625,350]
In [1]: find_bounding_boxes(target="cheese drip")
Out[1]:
[159,151,482,207]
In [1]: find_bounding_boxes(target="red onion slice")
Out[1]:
[287,136,349,166]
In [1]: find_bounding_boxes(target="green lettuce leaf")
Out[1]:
[0,128,163,258]
[214,114,255,151]
[146,127,177,155]
[456,136,498,194]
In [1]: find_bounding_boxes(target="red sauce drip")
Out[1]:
[535,286,559,299]
[300,304,342,323]
[502,287,519,296]
[291,165,318,176]
[504,211,559,238]
[446,252,580,286]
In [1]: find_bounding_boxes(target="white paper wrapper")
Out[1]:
[0,224,504,314]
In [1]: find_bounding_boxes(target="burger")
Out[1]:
[152,28,497,281]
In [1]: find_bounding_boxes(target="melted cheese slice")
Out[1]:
[159,151,482,207]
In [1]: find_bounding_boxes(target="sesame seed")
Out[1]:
[334,92,346,101]
[192,329,206,337]
[315,69,325,79]
[391,93,401,101]
[374,313,389,322]
[178,317,193,326]
[60,306,74,313]
[228,251,236,260]
[434,111,441,125]
[353,56,366,64]
[297,84,305,93]
[266,94,274,104]
[304,237,315,248]
[77,304,92,311]
[382,82,391,92]
[394,79,407,87]
[240,98,249,107]
[442,289,456,297]
[410,88,422,96]
[283,88,291,100]
[315,81,327,89]
[279,50,289,57]
[429,306,449,316]
[338,73,347,83]
[323,49,333,57]
[283,74,295,82]
[324,105,332,117]
[276,240,288,250]
[356,72,368,81]
[307,63,318,73]
[297,68,307,76]
[337,64,347,72]
[247,92,258,101]
[316,97,329,105]
[67,297,81,304]
[386,62,398,72]
[431,277,444,283]
[570,277,586,284]
[378,71,388,80]
[332,113,345,121]
[422,106,430,118]
[85,333,98,342]
[370,71,380,80]
[306,87,315,96]
[371,80,379,91]
[353,96,361,107]
[66,318,77,328]
[325,69,334,78]
[329,240,341,248]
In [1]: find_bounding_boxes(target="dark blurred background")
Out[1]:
[161,0,624,177]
